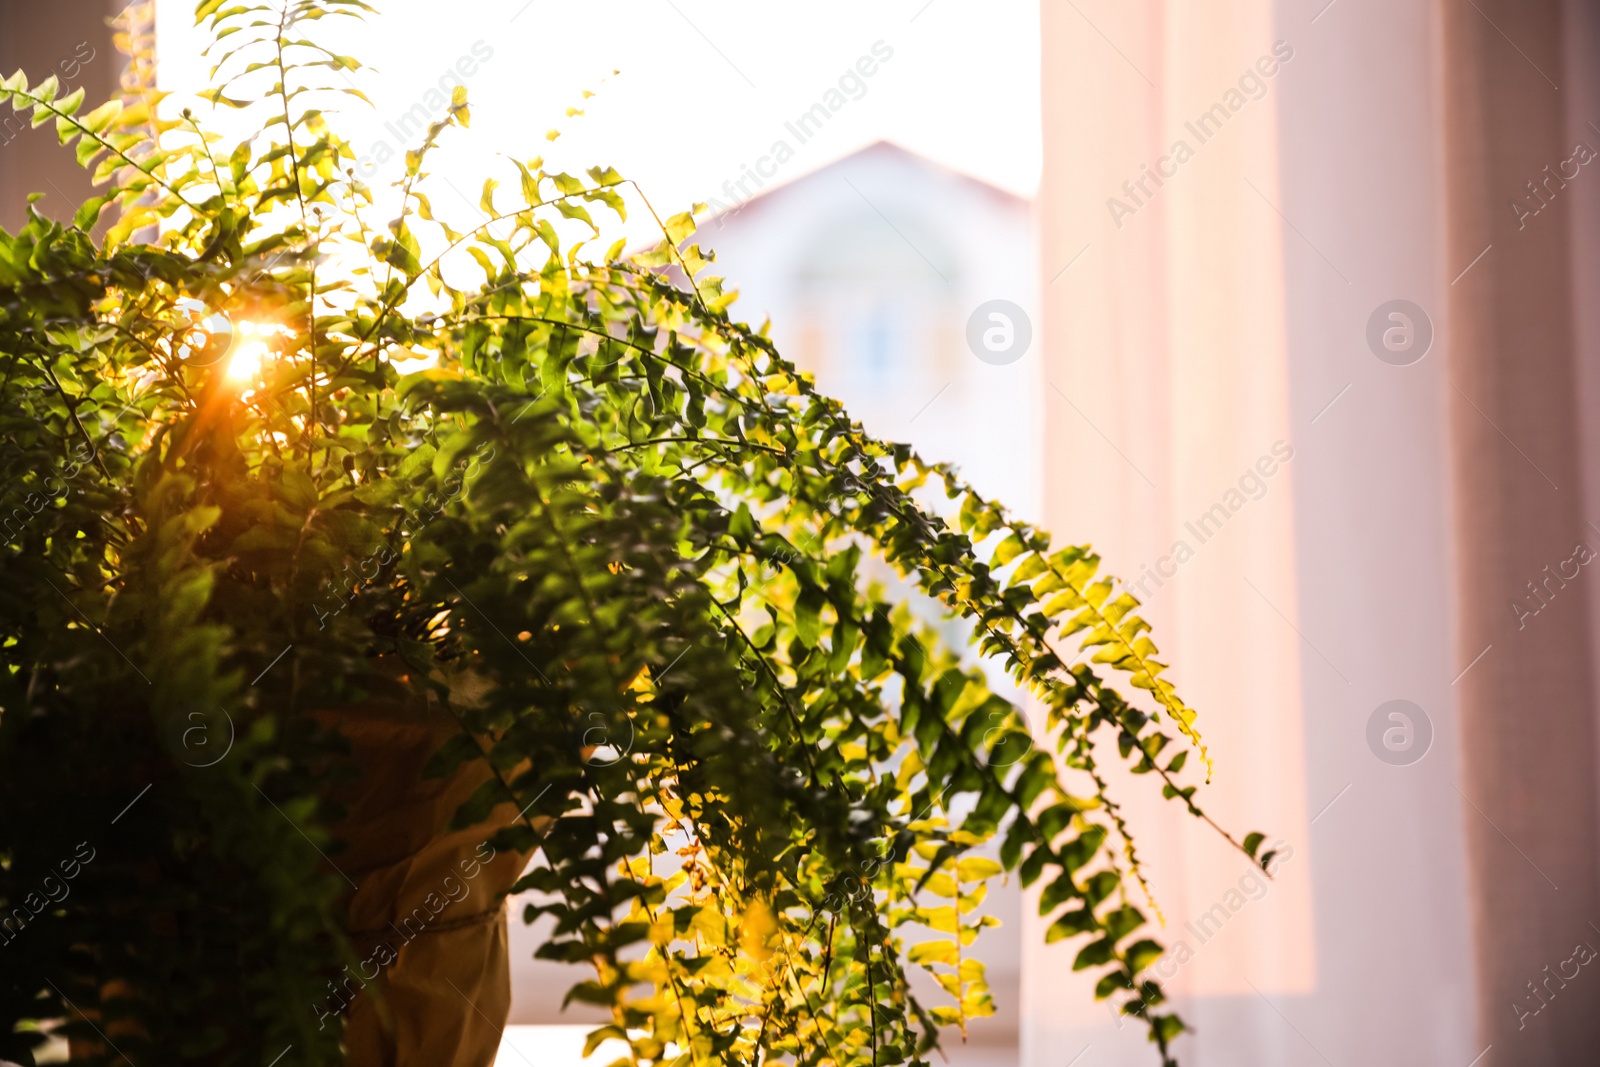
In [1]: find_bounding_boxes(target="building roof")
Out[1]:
[700,139,1028,233]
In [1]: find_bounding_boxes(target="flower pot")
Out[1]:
[314,688,535,1067]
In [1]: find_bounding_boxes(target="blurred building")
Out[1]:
[702,140,1041,528]
[0,0,129,233]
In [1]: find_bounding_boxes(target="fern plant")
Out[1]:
[0,3,1274,1065]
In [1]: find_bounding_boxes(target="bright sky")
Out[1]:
[153,0,1041,245]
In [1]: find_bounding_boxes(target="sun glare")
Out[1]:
[224,321,285,383]
[225,339,268,382]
